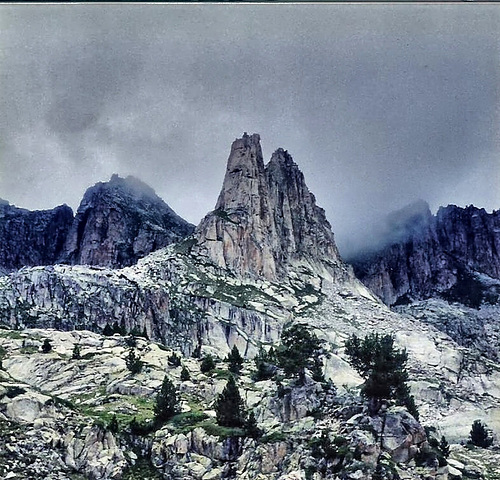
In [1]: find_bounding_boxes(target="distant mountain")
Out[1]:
[0,199,73,272]
[350,201,500,308]
[0,175,194,272]
[61,174,194,268]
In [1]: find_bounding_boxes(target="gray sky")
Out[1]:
[0,4,499,257]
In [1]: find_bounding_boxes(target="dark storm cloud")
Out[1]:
[0,5,499,258]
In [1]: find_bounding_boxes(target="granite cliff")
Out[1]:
[0,176,194,273]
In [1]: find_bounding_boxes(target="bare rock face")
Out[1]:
[0,200,73,273]
[195,133,278,279]
[62,174,194,268]
[195,133,343,281]
[351,202,500,307]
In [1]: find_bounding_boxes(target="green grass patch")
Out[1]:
[19,346,39,354]
[260,431,288,443]
[123,457,162,480]
[211,368,234,380]
[197,420,245,439]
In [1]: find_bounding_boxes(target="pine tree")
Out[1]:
[469,420,493,448]
[277,323,323,384]
[108,414,119,433]
[439,436,450,458]
[345,333,417,416]
[227,345,244,374]
[102,323,113,336]
[154,376,180,423]
[200,354,216,374]
[180,365,190,381]
[72,344,81,360]
[126,349,143,374]
[41,339,52,354]
[215,375,246,428]
[244,410,261,439]
[253,347,277,381]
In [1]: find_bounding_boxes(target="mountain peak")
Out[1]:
[62,175,194,268]
[195,134,344,281]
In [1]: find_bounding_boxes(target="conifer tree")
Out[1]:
[277,323,323,384]
[469,420,493,448]
[439,435,450,458]
[215,375,246,428]
[180,365,190,381]
[41,339,52,354]
[200,354,216,373]
[253,347,277,381]
[72,344,81,360]
[126,349,143,374]
[244,410,261,439]
[154,375,180,424]
[227,345,244,374]
[345,333,417,417]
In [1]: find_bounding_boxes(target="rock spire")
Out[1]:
[195,133,343,281]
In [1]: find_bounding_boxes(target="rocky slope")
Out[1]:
[350,201,500,308]
[0,199,73,273]
[0,134,498,479]
[1,328,498,480]
[62,174,194,268]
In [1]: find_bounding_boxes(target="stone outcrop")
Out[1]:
[195,133,344,282]
[350,202,500,307]
[62,174,194,268]
[0,200,73,273]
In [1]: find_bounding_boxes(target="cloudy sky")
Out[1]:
[0,4,499,257]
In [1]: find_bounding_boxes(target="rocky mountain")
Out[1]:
[350,201,500,308]
[62,174,195,268]
[0,199,73,273]
[195,133,343,282]
[0,134,498,479]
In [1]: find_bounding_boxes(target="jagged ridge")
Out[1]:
[351,202,500,307]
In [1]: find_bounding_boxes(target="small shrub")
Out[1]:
[129,417,155,436]
[41,339,52,354]
[168,353,182,367]
[108,414,119,433]
[126,349,143,374]
[180,366,190,381]
[469,419,493,448]
[72,344,81,360]
[102,324,114,336]
[200,354,216,374]
[125,336,137,348]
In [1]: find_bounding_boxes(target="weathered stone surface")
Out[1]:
[62,174,194,268]
[0,200,73,273]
